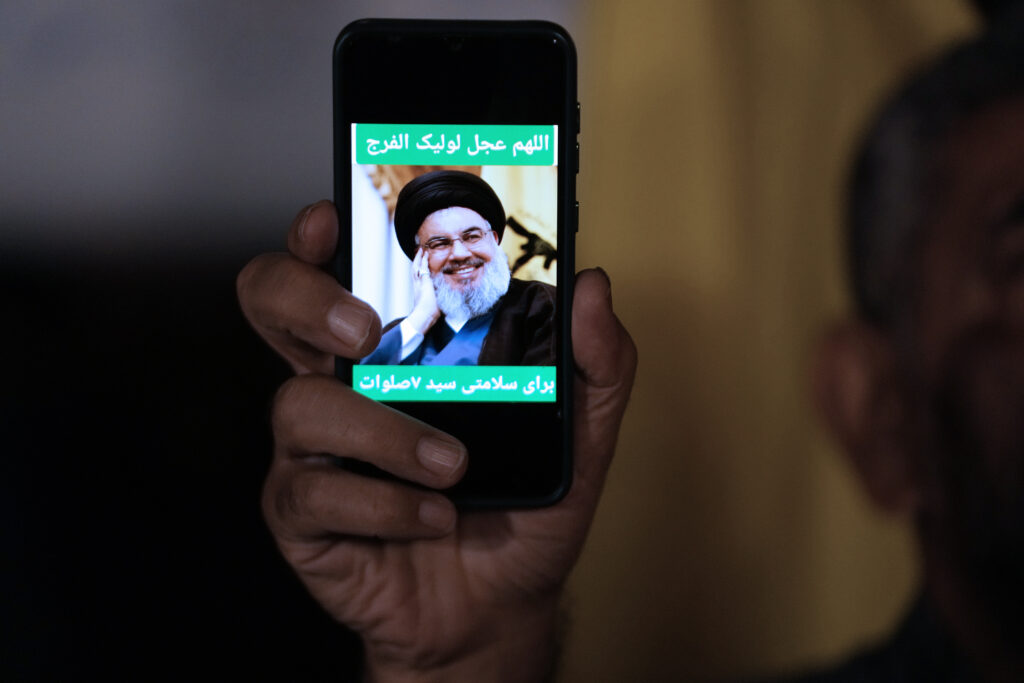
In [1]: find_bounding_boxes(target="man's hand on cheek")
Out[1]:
[407,246,442,335]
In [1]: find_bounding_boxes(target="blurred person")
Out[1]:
[236,8,1024,683]
[804,8,1024,682]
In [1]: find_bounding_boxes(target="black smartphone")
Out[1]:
[332,19,577,508]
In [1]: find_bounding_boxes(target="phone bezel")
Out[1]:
[332,19,577,508]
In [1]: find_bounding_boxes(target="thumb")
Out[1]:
[569,268,637,497]
[573,268,637,389]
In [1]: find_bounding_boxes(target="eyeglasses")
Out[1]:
[422,228,492,254]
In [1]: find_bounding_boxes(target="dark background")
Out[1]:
[1,258,358,679]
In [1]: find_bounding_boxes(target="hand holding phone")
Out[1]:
[237,200,637,681]
[238,19,637,678]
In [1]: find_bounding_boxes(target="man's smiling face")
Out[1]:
[418,206,500,291]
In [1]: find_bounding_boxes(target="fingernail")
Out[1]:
[419,498,456,532]
[416,435,466,476]
[327,302,373,348]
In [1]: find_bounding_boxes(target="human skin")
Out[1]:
[407,247,440,337]
[237,200,637,682]
[815,97,1024,681]
[406,206,501,337]
[909,96,1024,680]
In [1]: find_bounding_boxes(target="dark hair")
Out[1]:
[393,170,506,260]
[847,8,1024,327]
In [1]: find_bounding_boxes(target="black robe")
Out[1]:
[363,278,556,366]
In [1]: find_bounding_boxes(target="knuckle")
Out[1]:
[270,375,317,443]
[366,484,409,530]
[280,472,313,523]
[261,460,300,534]
[236,253,289,315]
[235,257,262,311]
[260,466,286,528]
[361,421,406,464]
[271,468,326,532]
[272,375,349,452]
[260,476,277,524]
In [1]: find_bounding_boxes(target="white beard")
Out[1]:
[432,254,511,321]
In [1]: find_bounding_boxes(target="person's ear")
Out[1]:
[812,321,919,515]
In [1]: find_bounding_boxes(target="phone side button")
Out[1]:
[575,201,580,233]
[575,142,580,175]
[576,101,581,133]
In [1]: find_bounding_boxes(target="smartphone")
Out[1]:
[332,19,577,507]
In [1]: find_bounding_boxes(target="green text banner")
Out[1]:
[354,365,556,402]
[353,124,557,166]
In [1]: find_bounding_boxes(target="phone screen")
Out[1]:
[350,123,559,404]
[333,20,575,507]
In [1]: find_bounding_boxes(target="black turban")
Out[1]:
[393,170,506,260]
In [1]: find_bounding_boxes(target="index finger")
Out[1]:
[272,374,468,490]
[237,253,381,374]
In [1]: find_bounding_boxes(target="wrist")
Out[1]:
[406,307,440,336]
[363,596,561,683]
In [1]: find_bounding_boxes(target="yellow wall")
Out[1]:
[566,1,976,679]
